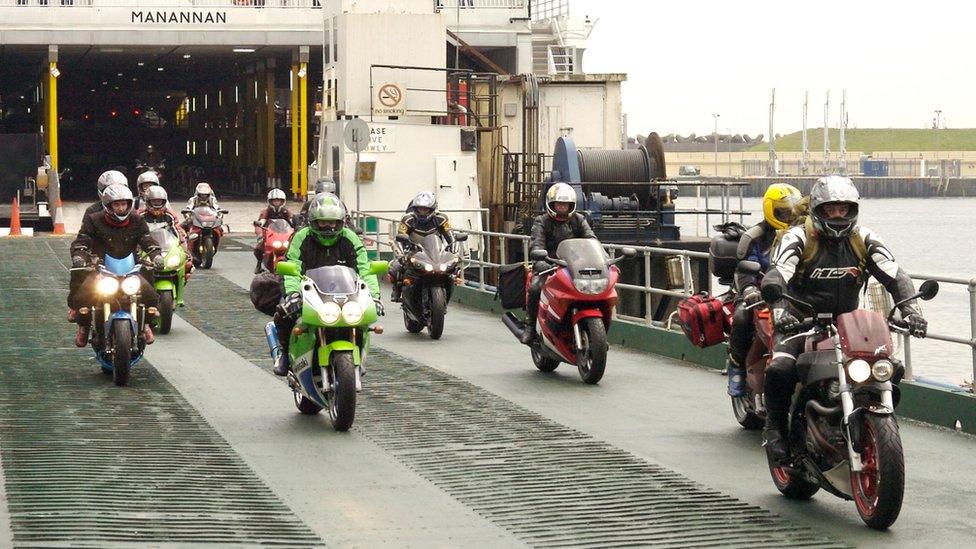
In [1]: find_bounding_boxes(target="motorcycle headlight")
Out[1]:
[439,263,448,272]
[872,359,894,382]
[318,301,342,324]
[574,278,608,295]
[121,276,141,296]
[847,359,871,383]
[272,240,284,249]
[341,301,364,324]
[96,276,120,295]
[423,263,434,272]
[166,255,181,269]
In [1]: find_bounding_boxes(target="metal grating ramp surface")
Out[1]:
[0,239,323,548]
[177,273,847,548]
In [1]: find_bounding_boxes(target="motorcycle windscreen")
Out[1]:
[103,254,137,276]
[836,309,894,359]
[192,207,217,224]
[266,219,293,234]
[150,228,179,250]
[556,238,609,278]
[306,265,359,295]
[411,233,453,263]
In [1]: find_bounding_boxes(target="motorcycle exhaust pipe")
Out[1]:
[502,311,526,339]
[264,321,281,360]
[805,400,844,460]
[805,399,843,420]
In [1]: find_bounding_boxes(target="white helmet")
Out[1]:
[544,182,577,222]
[194,182,213,201]
[144,185,169,212]
[267,188,287,212]
[97,170,128,197]
[101,184,135,223]
[137,171,160,189]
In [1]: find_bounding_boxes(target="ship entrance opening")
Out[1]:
[0,45,321,201]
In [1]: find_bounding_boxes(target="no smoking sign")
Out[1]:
[374,82,406,115]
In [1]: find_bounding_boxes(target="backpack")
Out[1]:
[677,293,732,348]
[250,272,284,316]
[496,263,528,309]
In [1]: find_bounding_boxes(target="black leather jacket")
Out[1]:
[529,213,597,256]
[71,212,161,263]
[762,225,918,317]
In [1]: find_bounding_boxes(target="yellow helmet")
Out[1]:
[762,183,802,230]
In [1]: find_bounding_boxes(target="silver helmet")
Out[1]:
[411,191,437,221]
[267,188,287,212]
[97,170,128,197]
[809,176,860,239]
[101,183,135,223]
[145,185,168,212]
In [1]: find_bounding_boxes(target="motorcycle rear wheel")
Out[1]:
[111,321,133,387]
[158,290,174,335]
[328,351,357,431]
[577,317,608,384]
[428,286,447,340]
[731,392,764,430]
[851,414,904,530]
[766,446,820,500]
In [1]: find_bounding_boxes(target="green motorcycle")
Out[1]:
[273,260,388,431]
[147,224,188,334]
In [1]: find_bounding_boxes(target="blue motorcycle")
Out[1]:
[80,254,149,386]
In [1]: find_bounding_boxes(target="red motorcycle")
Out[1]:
[759,279,938,530]
[256,218,295,273]
[503,239,635,384]
[183,205,228,269]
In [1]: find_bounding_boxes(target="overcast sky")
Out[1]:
[573,0,971,137]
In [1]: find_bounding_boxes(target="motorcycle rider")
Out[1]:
[726,183,802,397]
[272,194,381,377]
[139,185,193,278]
[181,182,221,231]
[69,184,163,347]
[520,182,596,345]
[760,176,927,461]
[85,170,129,217]
[297,177,336,227]
[253,188,295,274]
[134,171,160,211]
[388,191,454,303]
[138,145,165,171]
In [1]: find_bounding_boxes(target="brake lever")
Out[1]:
[781,327,818,345]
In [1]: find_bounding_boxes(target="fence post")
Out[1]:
[970,279,976,391]
[643,250,652,326]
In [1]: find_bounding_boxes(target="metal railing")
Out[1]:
[352,209,976,390]
[0,0,322,7]
[436,0,525,8]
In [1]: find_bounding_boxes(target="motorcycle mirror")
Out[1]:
[529,249,548,262]
[918,279,939,301]
[454,232,469,242]
[760,284,782,303]
[252,220,262,227]
[219,209,229,215]
[276,261,300,277]
[395,234,411,243]
[736,260,762,276]
[368,260,390,277]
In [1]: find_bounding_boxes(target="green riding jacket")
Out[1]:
[284,226,379,298]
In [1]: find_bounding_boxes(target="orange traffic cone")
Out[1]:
[8,197,22,236]
[52,199,66,235]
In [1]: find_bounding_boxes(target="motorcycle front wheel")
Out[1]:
[851,414,905,530]
[202,235,215,269]
[427,286,447,340]
[577,317,608,384]
[328,351,357,431]
[111,320,133,387]
[158,290,174,335]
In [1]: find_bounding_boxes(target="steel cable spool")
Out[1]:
[578,146,652,207]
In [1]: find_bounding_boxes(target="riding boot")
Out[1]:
[254,258,263,275]
[391,282,402,303]
[726,357,747,397]
[520,299,539,345]
[273,322,291,376]
[273,352,290,377]
[75,325,90,348]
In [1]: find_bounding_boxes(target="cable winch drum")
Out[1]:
[577,147,651,184]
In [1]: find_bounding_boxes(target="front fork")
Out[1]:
[832,328,864,472]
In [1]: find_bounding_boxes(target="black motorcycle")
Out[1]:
[395,232,467,339]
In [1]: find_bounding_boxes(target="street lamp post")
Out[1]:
[713,113,720,177]
[727,127,733,177]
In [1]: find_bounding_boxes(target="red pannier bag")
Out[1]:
[677,293,731,348]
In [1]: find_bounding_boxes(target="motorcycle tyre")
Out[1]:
[766,445,820,500]
[428,286,447,340]
[329,351,357,432]
[577,317,608,385]
[202,236,215,269]
[158,290,174,335]
[112,321,133,387]
[851,414,904,530]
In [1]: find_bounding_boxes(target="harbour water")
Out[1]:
[679,196,976,385]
